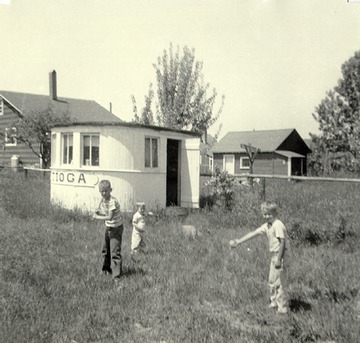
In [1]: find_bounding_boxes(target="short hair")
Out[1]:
[136,202,145,208]
[261,201,278,215]
[99,180,111,190]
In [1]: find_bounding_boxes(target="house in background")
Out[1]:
[51,122,200,212]
[200,133,216,175]
[211,129,311,176]
[0,70,121,167]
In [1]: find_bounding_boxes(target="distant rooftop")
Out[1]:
[211,129,297,153]
[0,90,122,123]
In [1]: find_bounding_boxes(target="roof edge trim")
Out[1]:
[52,121,201,136]
[0,93,22,114]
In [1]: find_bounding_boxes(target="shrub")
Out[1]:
[205,166,239,211]
[199,194,216,210]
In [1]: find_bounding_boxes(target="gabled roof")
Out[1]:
[200,133,217,155]
[303,138,312,150]
[211,129,297,153]
[0,90,122,123]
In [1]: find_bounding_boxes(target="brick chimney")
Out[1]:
[49,70,57,100]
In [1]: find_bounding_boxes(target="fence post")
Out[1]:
[260,178,266,200]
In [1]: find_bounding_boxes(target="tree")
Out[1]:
[132,44,224,140]
[131,84,155,125]
[311,50,360,173]
[13,106,71,168]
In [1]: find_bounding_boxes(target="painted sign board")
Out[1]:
[51,171,99,187]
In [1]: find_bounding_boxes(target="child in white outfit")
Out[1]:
[229,201,289,314]
[131,202,147,254]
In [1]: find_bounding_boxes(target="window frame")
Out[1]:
[5,127,17,147]
[145,136,159,168]
[240,156,250,170]
[81,133,100,167]
[208,156,213,170]
[61,133,73,165]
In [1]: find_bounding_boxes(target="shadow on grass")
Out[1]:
[122,265,146,277]
[289,298,312,312]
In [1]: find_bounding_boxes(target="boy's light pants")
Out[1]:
[268,254,288,313]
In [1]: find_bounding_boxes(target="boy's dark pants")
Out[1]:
[102,225,123,278]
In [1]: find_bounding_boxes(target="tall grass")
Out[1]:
[1,171,359,342]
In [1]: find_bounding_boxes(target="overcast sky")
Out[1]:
[1,0,360,139]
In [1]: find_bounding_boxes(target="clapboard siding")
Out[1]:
[213,152,290,176]
[0,101,40,166]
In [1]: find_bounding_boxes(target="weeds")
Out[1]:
[1,172,360,342]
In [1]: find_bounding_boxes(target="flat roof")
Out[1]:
[53,121,201,137]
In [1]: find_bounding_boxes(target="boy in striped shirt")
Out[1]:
[93,180,123,280]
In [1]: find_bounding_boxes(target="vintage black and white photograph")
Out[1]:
[1,0,360,342]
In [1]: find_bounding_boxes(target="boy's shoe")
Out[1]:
[277,309,288,315]
[268,303,277,309]
[101,269,112,276]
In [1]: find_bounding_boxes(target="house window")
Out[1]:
[145,137,158,168]
[209,156,213,170]
[0,99,3,116]
[82,134,99,166]
[5,127,17,146]
[62,133,73,165]
[240,157,250,169]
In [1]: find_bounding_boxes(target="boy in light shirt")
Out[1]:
[230,201,289,314]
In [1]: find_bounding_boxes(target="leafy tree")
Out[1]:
[132,44,224,140]
[131,84,155,125]
[13,106,71,168]
[311,50,360,173]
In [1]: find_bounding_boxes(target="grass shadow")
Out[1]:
[289,298,312,312]
[122,265,146,277]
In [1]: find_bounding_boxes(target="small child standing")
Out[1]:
[131,202,147,255]
[229,201,289,314]
[93,180,124,281]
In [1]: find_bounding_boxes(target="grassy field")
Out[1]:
[1,170,360,343]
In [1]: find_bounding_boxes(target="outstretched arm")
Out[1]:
[229,230,260,248]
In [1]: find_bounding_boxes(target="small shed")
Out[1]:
[50,121,200,212]
[211,129,311,176]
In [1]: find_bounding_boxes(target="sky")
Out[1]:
[1,0,360,140]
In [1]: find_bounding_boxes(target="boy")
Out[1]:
[229,201,289,314]
[93,180,123,281]
[131,202,147,255]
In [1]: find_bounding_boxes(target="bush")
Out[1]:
[199,193,216,210]
[205,166,239,211]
